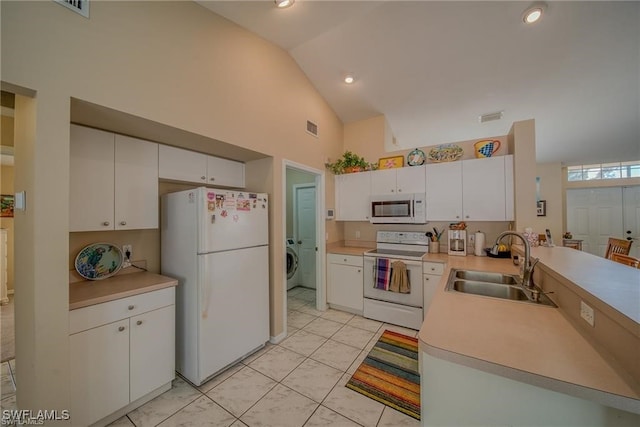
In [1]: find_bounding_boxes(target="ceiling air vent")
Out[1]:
[306,120,319,138]
[54,0,90,18]
[479,111,504,123]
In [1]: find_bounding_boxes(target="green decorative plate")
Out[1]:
[407,148,426,166]
[75,243,123,280]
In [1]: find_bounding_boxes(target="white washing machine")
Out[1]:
[286,238,300,290]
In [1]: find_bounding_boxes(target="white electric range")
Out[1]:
[363,231,429,329]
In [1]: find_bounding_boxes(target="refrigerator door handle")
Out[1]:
[200,259,211,319]
[211,214,215,224]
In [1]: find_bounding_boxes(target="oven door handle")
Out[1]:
[364,257,423,267]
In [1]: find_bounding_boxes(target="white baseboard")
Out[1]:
[270,330,287,344]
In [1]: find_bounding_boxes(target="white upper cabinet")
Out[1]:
[70,125,159,232]
[425,155,514,221]
[70,125,116,232]
[158,145,245,188]
[335,171,372,221]
[425,161,463,221]
[371,166,426,195]
[114,135,159,230]
[206,155,245,188]
[158,145,208,184]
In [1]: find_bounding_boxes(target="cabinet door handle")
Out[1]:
[136,320,143,325]
[431,267,436,271]
[201,176,206,180]
[357,269,361,273]
[118,326,125,332]
[210,177,215,181]
[398,189,402,192]
[343,258,347,262]
[102,221,110,226]
[391,189,394,192]
[425,276,429,281]
[128,305,135,310]
[465,215,470,219]
[120,221,127,226]
[455,216,460,219]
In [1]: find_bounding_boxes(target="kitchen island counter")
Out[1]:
[418,251,640,421]
[69,271,178,310]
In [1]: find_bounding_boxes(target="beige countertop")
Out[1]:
[326,244,374,256]
[69,271,178,310]
[418,253,640,413]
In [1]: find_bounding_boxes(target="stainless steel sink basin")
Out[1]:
[455,270,518,285]
[451,280,529,301]
[446,269,557,307]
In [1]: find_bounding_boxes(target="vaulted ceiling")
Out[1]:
[197,1,639,166]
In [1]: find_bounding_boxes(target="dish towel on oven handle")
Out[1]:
[374,258,391,290]
[389,260,410,293]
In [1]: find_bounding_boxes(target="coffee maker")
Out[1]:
[448,229,467,256]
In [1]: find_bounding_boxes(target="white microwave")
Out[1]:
[370,193,427,224]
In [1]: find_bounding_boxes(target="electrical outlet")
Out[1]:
[580,301,595,327]
[122,244,132,268]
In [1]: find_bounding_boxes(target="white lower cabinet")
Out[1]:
[423,261,445,317]
[327,254,364,313]
[69,288,175,427]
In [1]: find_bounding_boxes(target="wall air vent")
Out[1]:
[54,0,90,18]
[479,111,504,123]
[306,120,319,138]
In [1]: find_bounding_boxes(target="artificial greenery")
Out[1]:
[325,151,376,174]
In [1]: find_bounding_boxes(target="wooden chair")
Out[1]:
[604,237,632,259]
[610,253,640,268]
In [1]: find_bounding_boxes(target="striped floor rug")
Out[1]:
[346,330,420,420]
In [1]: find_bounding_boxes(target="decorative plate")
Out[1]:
[427,144,464,163]
[407,148,426,166]
[75,243,123,280]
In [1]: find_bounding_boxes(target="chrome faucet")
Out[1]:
[491,231,539,289]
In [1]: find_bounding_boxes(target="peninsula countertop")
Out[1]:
[69,271,178,310]
[418,253,640,414]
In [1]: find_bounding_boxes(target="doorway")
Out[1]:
[283,161,326,337]
[566,186,640,258]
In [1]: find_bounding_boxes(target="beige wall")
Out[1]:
[1,115,14,147]
[2,0,344,411]
[534,162,564,243]
[508,119,537,232]
[1,165,14,291]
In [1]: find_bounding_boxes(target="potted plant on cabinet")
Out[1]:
[325,151,375,174]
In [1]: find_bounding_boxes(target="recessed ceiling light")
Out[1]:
[344,75,355,84]
[523,2,546,24]
[274,0,294,9]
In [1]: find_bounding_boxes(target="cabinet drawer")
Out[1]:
[70,287,175,334]
[423,261,445,275]
[328,254,363,267]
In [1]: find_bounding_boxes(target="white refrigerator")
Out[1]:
[161,187,269,386]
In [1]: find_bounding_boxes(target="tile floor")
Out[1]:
[0,287,420,427]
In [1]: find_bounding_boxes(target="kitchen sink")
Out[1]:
[454,270,518,285]
[446,269,557,307]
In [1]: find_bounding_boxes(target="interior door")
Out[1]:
[295,185,317,289]
[566,188,624,256]
[622,186,640,258]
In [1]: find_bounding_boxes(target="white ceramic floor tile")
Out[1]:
[330,325,375,349]
[287,324,300,336]
[157,395,236,427]
[0,395,16,412]
[297,289,317,302]
[127,377,201,427]
[288,311,317,329]
[107,416,135,426]
[309,340,361,372]
[249,346,305,382]
[1,362,15,400]
[287,298,308,310]
[322,374,384,427]
[281,359,343,402]
[346,350,369,375]
[231,420,249,427]
[287,287,306,297]
[301,318,343,338]
[240,384,318,427]
[303,405,361,427]
[320,309,355,324]
[241,342,275,365]
[347,316,383,332]
[198,363,245,393]
[296,303,324,317]
[381,324,419,337]
[377,406,421,426]
[207,366,277,417]
[279,330,327,357]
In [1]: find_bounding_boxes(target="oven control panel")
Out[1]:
[376,231,430,245]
